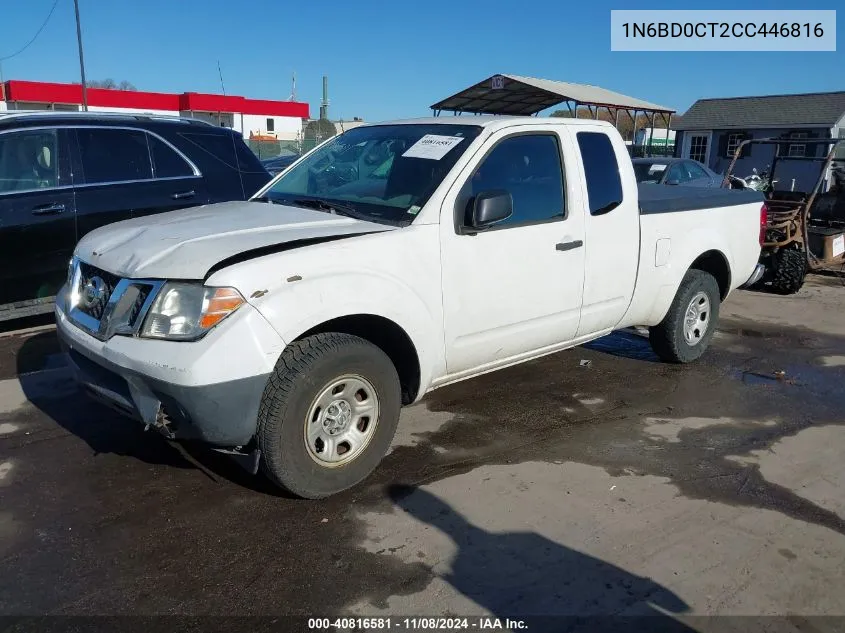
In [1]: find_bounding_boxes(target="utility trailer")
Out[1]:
[723,138,845,294]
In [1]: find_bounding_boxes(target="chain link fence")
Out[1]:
[247,138,323,160]
[247,120,344,160]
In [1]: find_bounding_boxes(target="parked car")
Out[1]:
[56,117,765,498]
[261,153,300,175]
[633,157,724,188]
[0,112,272,320]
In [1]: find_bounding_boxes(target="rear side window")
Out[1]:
[179,132,238,171]
[233,135,270,173]
[465,134,565,227]
[148,134,194,178]
[77,128,152,184]
[577,131,623,216]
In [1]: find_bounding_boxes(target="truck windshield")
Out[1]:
[257,124,482,225]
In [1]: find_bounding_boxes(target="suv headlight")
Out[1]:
[140,283,245,341]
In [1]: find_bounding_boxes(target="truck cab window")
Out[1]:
[577,131,623,215]
[0,130,60,193]
[464,134,565,228]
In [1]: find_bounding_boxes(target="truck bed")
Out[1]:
[638,183,764,215]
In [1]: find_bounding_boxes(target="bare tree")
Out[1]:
[86,78,137,91]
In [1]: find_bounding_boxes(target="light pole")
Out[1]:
[73,0,88,111]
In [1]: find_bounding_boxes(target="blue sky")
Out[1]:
[1,0,842,121]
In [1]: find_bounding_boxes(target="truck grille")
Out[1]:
[67,259,165,340]
[128,286,151,325]
[77,262,121,320]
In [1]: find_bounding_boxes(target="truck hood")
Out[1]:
[75,200,395,279]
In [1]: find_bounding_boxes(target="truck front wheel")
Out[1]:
[257,332,401,499]
[648,269,721,364]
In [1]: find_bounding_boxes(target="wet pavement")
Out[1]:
[1,280,844,627]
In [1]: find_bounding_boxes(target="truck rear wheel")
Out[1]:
[769,247,806,295]
[649,269,720,364]
[257,332,401,499]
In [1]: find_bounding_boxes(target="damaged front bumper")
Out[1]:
[55,287,284,449]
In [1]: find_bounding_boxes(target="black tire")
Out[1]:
[649,269,721,364]
[769,247,806,295]
[257,332,401,499]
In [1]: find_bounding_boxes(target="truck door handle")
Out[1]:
[556,240,583,251]
[31,203,66,216]
[171,190,196,200]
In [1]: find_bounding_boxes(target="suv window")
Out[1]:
[577,131,623,215]
[180,132,238,171]
[464,134,565,227]
[0,129,61,193]
[149,134,194,178]
[77,128,152,184]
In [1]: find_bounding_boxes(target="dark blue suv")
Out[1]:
[0,112,272,320]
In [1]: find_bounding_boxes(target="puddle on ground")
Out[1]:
[735,370,794,386]
[403,316,845,539]
[731,361,845,393]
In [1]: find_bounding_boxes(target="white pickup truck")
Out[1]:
[55,117,765,498]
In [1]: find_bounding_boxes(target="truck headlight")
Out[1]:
[140,283,244,341]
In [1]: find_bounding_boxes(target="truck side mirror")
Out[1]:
[665,178,680,186]
[470,190,513,229]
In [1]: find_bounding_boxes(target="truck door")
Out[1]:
[573,127,640,337]
[439,127,586,376]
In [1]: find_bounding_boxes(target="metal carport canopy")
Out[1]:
[430,74,674,116]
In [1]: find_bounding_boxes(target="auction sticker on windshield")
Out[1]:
[402,135,465,160]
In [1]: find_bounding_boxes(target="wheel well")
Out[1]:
[690,250,731,299]
[298,315,421,405]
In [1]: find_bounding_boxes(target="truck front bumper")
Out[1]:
[55,287,286,447]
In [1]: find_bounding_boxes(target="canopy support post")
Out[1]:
[631,110,640,156]
[647,111,656,157]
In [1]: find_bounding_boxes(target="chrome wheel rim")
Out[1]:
[683,291,711,346]
[304,374,380,467]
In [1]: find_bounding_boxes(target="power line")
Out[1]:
[0,0,61,62]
